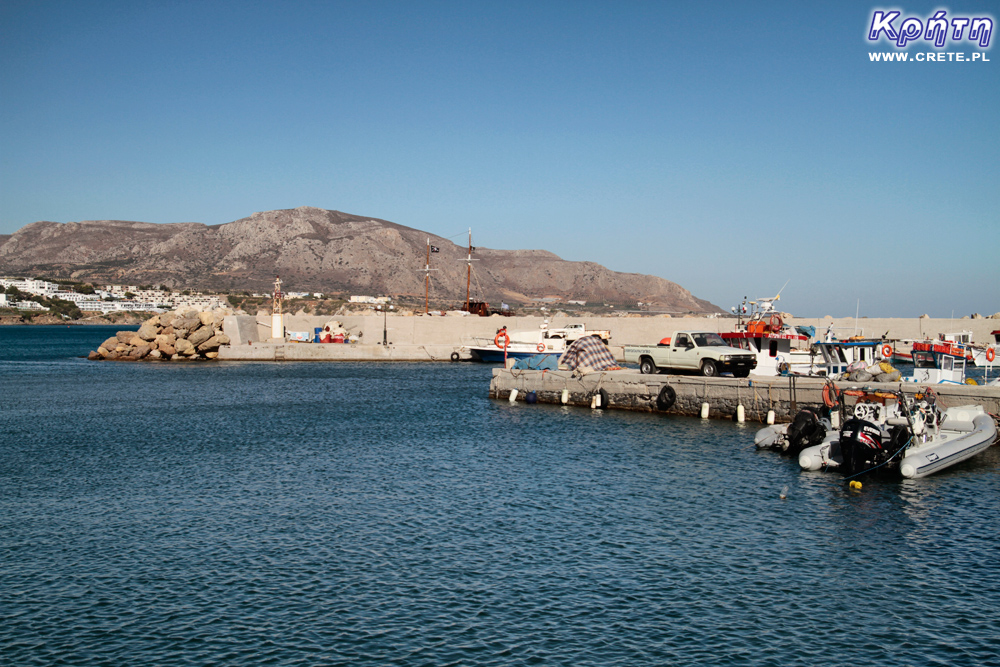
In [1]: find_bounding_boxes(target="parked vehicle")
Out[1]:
[624,331,757,377]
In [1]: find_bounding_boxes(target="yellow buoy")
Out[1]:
[849,480,862,490]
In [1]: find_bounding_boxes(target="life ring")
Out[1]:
[656,385,676,411]
[987,348,996,362]
[881,344,892,358]
[450,351,460,362]
[494,331,510,349]
[536,343,546,353]
[822,381,842,409]
[769,314,783,330]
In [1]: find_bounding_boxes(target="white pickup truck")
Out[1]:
[545,323,612,344]
[623,331,757,377]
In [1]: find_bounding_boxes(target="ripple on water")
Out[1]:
[2,347,1000,665]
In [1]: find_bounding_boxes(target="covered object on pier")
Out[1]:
[558,335,621,373]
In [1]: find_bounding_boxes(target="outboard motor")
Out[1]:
[784,408,828,456]
[839,418,909,476]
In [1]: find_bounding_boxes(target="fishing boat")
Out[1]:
[720,295,810,375]
[464,325,568,363]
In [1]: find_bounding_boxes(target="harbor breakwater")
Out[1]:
[88,309,232,361]
[488,369,1000,423]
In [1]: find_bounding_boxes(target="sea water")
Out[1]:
[2,326,1000,666]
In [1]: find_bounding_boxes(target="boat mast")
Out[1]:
[465,228,472,311]
[425,239,430,314]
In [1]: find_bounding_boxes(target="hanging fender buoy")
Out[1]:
[536,343,545,353]
[656,385,676,411]
[881,344,893,358]
[450,351,460,362]
[494,331,511,349]
[822,381,842,409]
[592,388,610,409]
[987,348,996,362]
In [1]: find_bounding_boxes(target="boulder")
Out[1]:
[174,338,195,355]
[97,346,110,357]
[130,344,151,359]
[155,333,177,347]
[174,317,201,333]
[187,326,213,347]
[87,351,101,360]
[128,335,145,348]
[199,311,215,326]
[160,344,176,356]
[161,325,175,337]
[102,337,119,351]
[116,331,134,343]
[213,312,227,328]
[149,349,162,359]
[205,351,219,359]
[137,322,158,341]
[197,335,226,352]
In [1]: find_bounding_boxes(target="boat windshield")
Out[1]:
[693,333,727,348]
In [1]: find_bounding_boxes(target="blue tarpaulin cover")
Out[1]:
[512,354,559,370]
[795,325,816,339]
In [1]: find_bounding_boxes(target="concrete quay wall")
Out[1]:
[225,314,1000,350]
[217,342,468,362]
[488,370,1000,422]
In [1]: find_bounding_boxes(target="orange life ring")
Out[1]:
[536,343,546,353]
[494,331,510,349]
[881,344,892,358]
[769,314,783,330]
[822,382,842,409]
[987,348,996,362]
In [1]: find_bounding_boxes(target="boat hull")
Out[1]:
[899,411,997,479]
[468,347,561,363]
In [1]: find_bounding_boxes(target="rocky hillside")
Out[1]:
[0,207,721,312]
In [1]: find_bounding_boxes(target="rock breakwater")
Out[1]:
[88,309,232,361]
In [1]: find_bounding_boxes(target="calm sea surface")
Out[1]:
[3,325,1000,666]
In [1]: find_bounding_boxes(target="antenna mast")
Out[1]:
[422,239,438,314]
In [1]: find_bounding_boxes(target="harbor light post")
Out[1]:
[376,304,393,345]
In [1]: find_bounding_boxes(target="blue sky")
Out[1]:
[1,1,997,317]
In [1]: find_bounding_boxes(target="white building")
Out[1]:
[350,295,391,304]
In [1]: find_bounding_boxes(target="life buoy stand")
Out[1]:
[450,351,460,362]
[987,348,996,363]
[881,344,892,358]
[536,343,546,353]
[822,381,842,410]
[656,385,676,411]
[494,330,510,349]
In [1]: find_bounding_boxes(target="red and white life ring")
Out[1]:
[987,348,996,363]
[536,343,546,352]
[494,331,510,349]
[881,344,893,358]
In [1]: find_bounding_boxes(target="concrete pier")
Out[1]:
[488,370,1000,422]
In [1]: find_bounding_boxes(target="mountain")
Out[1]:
[0,206,721,312]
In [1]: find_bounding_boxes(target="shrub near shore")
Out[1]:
[88,309,232,361]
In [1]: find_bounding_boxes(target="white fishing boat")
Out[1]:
[720,295,810,376]
[464,325,569,363]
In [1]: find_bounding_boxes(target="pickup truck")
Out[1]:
[623,331,757,377]
[545,323,612,344]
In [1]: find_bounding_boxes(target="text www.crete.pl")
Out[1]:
[869,51,991,61]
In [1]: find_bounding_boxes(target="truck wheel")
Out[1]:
[640,357,658,375]
[700,359,718,377]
